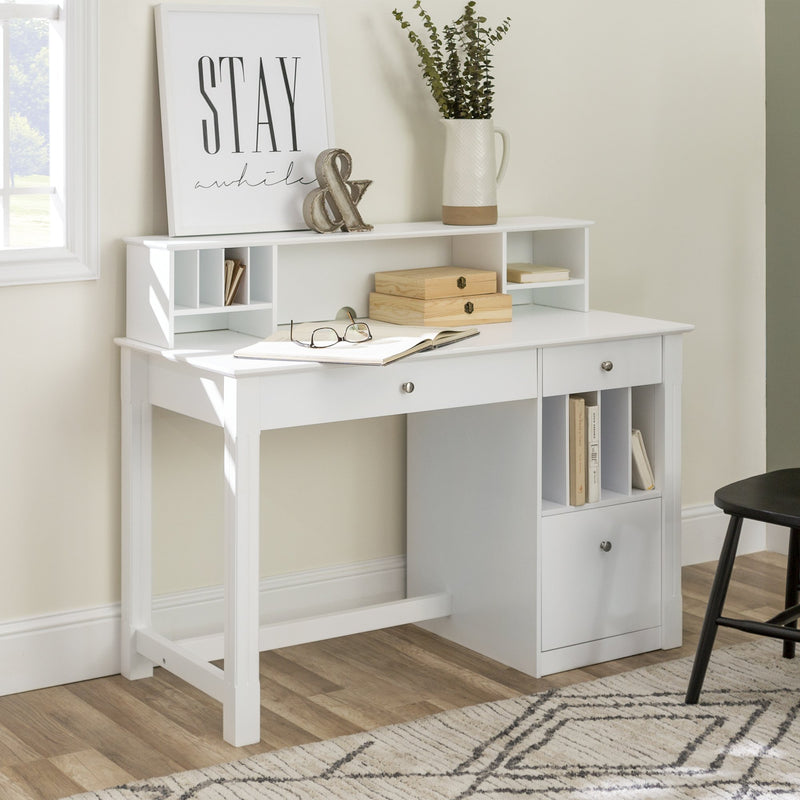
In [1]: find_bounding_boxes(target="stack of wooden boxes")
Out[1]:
[369,266,512,327]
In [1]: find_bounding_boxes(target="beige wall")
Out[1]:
[0,0,765,618]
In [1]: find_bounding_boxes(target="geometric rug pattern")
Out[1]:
[62,640,800,799]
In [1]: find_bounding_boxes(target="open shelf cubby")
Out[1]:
[503,225,589,312]
[125,217,593,348]
[541,383,660,515]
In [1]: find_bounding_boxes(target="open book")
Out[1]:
[233,319,479,366]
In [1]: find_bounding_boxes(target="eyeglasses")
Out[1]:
[290,312,372,349]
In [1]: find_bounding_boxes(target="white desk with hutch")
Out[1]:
[118,216,692,746]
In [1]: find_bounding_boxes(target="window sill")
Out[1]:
[0,246,98,287]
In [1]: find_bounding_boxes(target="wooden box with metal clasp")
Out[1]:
[369,266,512,326]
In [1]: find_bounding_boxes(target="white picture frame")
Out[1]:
[155,4,334,236]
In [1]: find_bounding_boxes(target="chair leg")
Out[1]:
[783,528,800,659]
[685,514,743,704]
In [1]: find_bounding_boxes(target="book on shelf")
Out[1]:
[233,319,479,366]
[631,428,655,490]
[585,403,600,503]
[224,259,246,306]
[506,263,570,284]
[568,395,586,506]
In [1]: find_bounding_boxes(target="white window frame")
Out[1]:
[0,0,97,286]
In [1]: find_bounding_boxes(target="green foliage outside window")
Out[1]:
[9,113,46,184]
[7,17,49,183]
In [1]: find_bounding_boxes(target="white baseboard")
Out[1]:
[0,509,782,697]
[766,523,790,555]
[680,503,766,565]
[150,554,406,641]
[0,606,121,697]
[0,555,405,697]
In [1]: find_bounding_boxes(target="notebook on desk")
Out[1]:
[233,319,479,366]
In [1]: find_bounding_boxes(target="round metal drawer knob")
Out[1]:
[600,360,614,372]
[401,382,415,394]
[600,540,612,552]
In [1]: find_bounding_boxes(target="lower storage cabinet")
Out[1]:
[541,498,662,652]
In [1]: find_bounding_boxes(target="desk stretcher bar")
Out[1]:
[135,592,452,697]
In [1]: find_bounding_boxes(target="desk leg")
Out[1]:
[120,349,154,680]
[660,333,684,649]
[222,377,261,746]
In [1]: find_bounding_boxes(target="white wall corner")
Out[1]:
[681,503,766,566]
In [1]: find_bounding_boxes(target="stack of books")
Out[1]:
[568,395,600,506]
[568,395,656,506]
[224,259,246,306]
[506,263,570,283]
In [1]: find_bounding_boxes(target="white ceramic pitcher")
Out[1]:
[441,119,510,226]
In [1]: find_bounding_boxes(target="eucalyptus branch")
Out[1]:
[392,1,511,119]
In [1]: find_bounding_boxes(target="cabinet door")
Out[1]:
[541,499,661,651]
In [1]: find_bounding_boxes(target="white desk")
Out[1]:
[118,303,691,746]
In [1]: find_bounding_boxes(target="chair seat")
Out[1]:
[714,468,800,529]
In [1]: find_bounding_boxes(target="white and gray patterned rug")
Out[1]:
[63,640,800,799]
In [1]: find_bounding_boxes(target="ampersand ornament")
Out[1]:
[303,148,373,234]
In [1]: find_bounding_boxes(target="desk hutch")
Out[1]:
[119,216,692,746]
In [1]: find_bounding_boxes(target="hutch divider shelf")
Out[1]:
[125,217,590,349]
[120,217,692,745]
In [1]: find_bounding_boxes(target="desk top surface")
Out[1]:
[116,305,693,379]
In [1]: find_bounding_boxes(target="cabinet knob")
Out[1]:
[464,301,475,314]
[457,276,467,289]
[600,540,612,552]
[600,360,614,372]
[401,382,415,394]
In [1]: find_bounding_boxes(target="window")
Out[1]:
[0,0,97,286]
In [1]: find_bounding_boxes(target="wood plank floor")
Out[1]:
[0,551,791,799]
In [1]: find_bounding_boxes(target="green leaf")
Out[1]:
[391,1,510,119]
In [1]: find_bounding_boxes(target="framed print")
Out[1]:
[155,4,334,236]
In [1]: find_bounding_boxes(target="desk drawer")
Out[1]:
[542,337,662,396]
[541,498,662,651]
[258,348,537,430]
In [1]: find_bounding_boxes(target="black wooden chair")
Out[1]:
[685,468,800,704]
